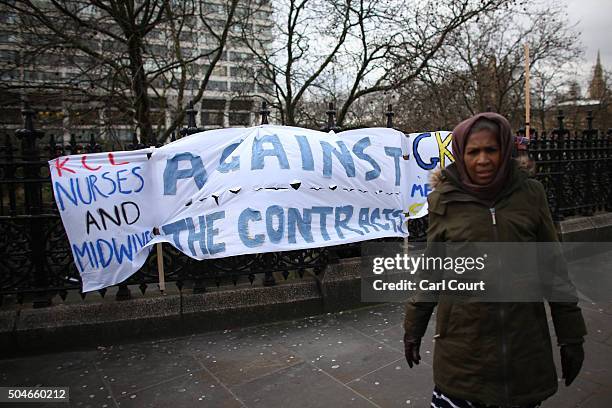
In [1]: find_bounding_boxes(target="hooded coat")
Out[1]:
[404,116,587,406]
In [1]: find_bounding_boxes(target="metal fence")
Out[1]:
[528,111,612,220]
[0,104,610,308]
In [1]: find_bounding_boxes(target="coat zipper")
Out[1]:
[489,207,497,226]
[490,207,510,406]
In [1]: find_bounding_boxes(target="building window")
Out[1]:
[230,100,253,111]
[212,65,227,77]
[230,82,254,92]
[229,112,251,126]
[201,99,226,110]
[229,51,253,62]
[208,80,227,91]
[186,79,199,90]
[202,111,224,126]
[230,66,251,78]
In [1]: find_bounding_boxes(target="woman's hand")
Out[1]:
[560,343,584,386]
[403,333,422,368]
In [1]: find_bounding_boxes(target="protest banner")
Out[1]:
[49,125,452,291]
[404,130,454,218]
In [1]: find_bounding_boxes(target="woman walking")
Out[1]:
[403,112,586,407]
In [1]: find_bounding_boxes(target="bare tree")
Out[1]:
[334,0,511,126]
[235,0,357,126]
[397,0,582,130]
[1,0,242,144]
[237,0,509,127]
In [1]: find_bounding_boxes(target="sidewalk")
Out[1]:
[1,301,611,407]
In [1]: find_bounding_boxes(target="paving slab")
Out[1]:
[580,339,612,387]
[273,319,403,384]
[545,377,603,408]
[581,304,612,343]
[580,388,612,408]
[114,369,244,408]
[0,301,611,407]
[190,334,304,387]
[0,350,111,407]
[230,362,376,408]
[335,303,406,336]
[346,357,435,407]
[92,340,201,397]
[372,323,435,367]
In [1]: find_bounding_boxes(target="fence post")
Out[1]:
[322,102,340,132]
[606,128,612,211]
[86,133,102,153]
[551,110,567,220]
[582,112,596,216]
[385,104,394,128]
[15,105,50,308]
[260,101,270,125]
[320,102,342,264]
[4,134,17,216]
[187,100,197,128]
[181,100,202,137]
[67,133,79,155]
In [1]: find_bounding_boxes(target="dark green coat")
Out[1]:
[404,163,587,406]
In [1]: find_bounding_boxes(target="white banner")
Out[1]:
[49,126,453,291]
[404,130,454,218]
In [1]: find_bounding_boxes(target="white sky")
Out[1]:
[563,0,612,86]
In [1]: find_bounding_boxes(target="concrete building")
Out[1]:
[0,0,273,144]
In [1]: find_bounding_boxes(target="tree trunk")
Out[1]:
[285,103,296,126]
[127,35,154,144]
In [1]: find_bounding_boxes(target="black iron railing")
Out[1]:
[0,102,429,307]
[528,111,612,220]
[1,104,610,307]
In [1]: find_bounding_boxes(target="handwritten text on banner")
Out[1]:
[49,126,452,291]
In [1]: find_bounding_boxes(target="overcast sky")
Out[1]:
[563,0,611,85]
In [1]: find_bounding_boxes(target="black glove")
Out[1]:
[560,343,584,386]
[403,333,421,368]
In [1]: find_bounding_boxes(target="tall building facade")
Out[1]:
[0,0,272,144]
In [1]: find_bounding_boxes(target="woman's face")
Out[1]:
[463,129,501,185]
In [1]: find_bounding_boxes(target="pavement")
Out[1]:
[0,300,611,408]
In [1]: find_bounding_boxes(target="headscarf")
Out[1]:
[449,112,514,202]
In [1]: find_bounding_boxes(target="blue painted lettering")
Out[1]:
[287,208,314,243]
[384,146,402,186]
[358,207,377,232]
[163,152,207,195]
[295,135,314,171]
[266,205,284,244]
[311,206,333,241]
[186,216,207,256]
[353,137,381,181]
[334,205,364,238]
[238,208,265,247]
[320,140,355,178]
[131,166,145,192]
[251,134,290,170]
[370,208,390,230]
[218,141,241,173]
[413,133,439,170]
[162,219,188,251]
[206,211,226,255]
